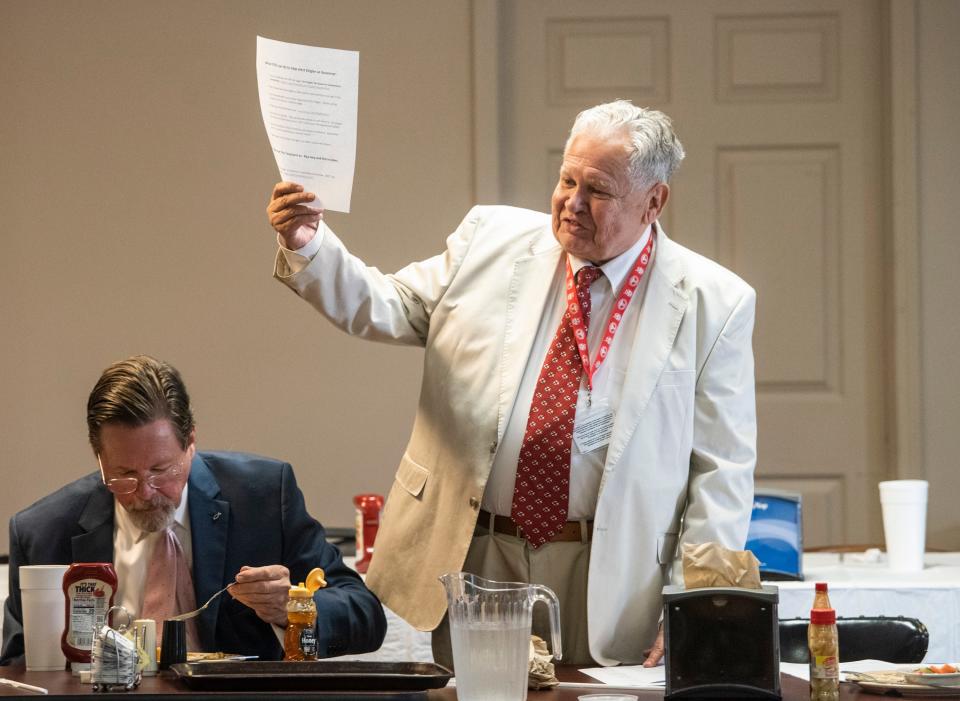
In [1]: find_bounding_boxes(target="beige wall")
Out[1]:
[0,0,474,553]
[1,0,958,556]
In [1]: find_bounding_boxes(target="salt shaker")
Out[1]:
[133,619,158,675]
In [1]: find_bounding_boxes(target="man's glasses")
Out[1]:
[97,456,183,495]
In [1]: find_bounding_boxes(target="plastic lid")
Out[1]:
[810,608,836,625]
[305,567,327,593]
[288,583,312,597]
[815,582,828,592]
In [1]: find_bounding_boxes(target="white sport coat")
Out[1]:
[275,205,757,665]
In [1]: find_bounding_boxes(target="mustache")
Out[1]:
[127,494,176,511]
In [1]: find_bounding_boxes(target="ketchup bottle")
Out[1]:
[353,494,384,574]
[61,563,117,671]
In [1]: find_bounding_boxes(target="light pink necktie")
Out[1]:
[141,528,201,650]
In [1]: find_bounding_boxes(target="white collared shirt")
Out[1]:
[279,223,656,519]
[113,485,193,619]
[482,225,654,519]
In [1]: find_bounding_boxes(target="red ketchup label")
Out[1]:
[61,563,117,664]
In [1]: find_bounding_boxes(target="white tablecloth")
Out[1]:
[354,551,960,664]
[334,556,433,662]
[4,552,958,663]
[771,552,960,663]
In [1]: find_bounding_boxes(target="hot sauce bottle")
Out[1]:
[808,608,840,701]
[61,563,117,671]
[283,568,326,661]
[813,582,831,610]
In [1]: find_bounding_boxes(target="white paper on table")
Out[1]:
[576,664,666,689]
[780,662,811,681]
[256,36,359,213]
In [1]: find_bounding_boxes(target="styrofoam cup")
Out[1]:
[19,564,69,671]
[879,480,928,572]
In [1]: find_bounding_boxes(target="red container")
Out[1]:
[353,494,384,574]
[61,562,117,666]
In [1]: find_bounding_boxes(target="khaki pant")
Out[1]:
[432,517,594,668]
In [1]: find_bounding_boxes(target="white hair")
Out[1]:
[566,100,685,189]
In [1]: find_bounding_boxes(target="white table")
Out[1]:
[5,552,958,663]
[358,551,960,665]
[771,552,960,663]
[336,556,433,662]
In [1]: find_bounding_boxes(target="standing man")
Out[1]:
[266,101,756,666]
[2,355,386,664]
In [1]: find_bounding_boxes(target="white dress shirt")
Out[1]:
[279,223,655,519]
[113,486,192,619]
[482,225,653,519]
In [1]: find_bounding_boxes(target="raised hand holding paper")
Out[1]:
[256,36,359,213]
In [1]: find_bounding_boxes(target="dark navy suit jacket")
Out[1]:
[1,451,386,664]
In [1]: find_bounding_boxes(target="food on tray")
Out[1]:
[187,652,245,661]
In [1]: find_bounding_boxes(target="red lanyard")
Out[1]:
[565,232,655,391]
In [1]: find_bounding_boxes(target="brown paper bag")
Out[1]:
[527,635,558,689]
[682,541,762,589]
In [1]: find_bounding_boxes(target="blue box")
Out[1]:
[746,489,803,581]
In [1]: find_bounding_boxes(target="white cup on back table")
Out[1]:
[19,564,69,670]
[879,480,928,572]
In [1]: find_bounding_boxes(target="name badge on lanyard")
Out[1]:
[574,399,615,453]
[568,232,655,452]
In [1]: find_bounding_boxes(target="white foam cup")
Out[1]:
[879,480,929,572]
[19,564,69,670]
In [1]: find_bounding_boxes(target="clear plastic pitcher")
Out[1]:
[440,572,562,701]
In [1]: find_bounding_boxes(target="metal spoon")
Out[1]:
[170,583,233,621]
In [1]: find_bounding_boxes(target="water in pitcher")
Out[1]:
[450,619,530,701]
[440,572,561,701]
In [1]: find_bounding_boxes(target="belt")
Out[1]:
[476,509,593,543]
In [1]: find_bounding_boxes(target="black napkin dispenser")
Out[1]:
[663,584,781,700]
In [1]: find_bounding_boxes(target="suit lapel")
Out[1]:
[497,228,563,441]
[605,230,688,471]
[186,454,230,651]
[71,486,115,562]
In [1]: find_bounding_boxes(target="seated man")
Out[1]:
[1,355,386,664]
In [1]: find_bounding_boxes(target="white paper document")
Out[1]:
[780,662,811,681]
[577,664,666,689]
[256,36,359,212]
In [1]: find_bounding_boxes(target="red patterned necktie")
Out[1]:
[141,528,201,650]
[511,265,603,547]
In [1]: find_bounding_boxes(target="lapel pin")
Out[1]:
[212,512,222,521]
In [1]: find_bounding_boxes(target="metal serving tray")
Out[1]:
[171,660,452,692]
